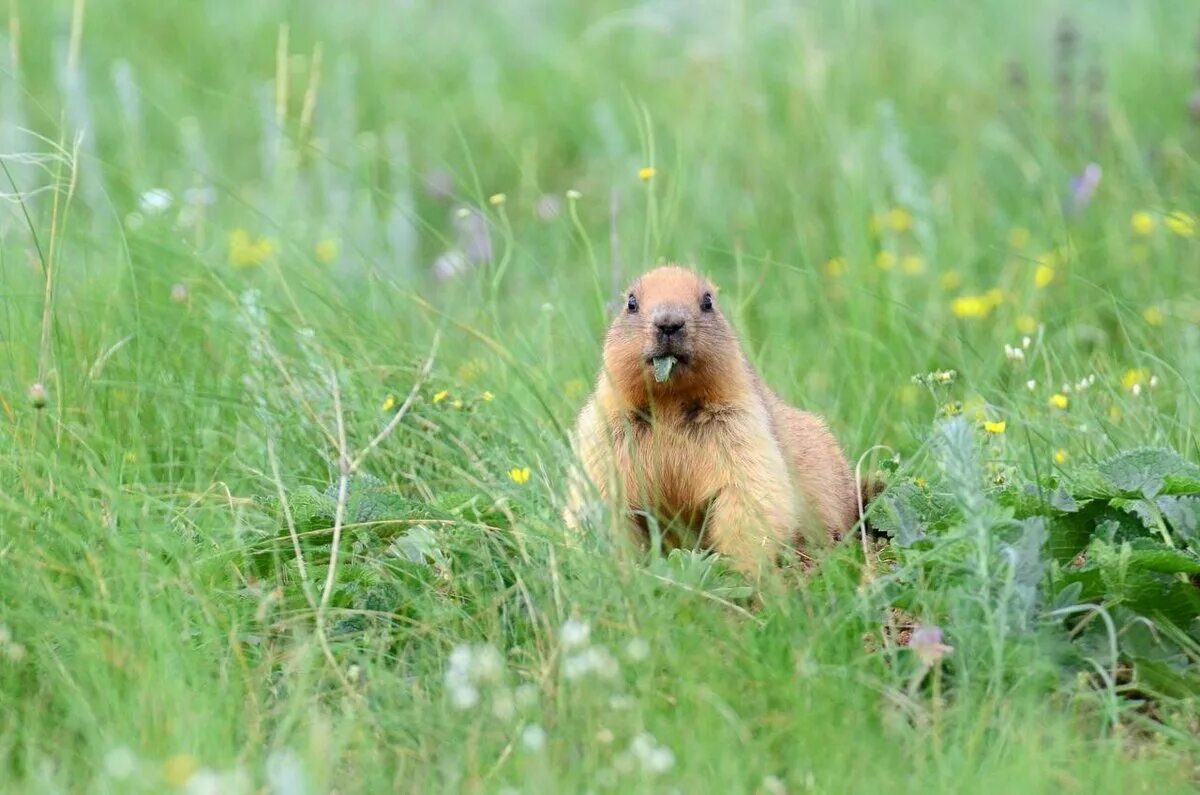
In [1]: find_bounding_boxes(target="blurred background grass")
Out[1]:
[1,0,1199,792]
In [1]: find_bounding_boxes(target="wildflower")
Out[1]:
[1049,393,1069,409]
[566,189,582,200]
[104,747,138,780]
[1016,314,1038,335]
[951,294,992,318]
[314,238,339,263]
[265,749,307,795]
[1003,344,1025,363]
[488,193,507,207]
[886,207,912,232]
[170,283,189,303]
[381,395,396,412]
[1142,307,1164,327]
[139,188,173,215]
[984,420,1007,434]
[1165,211,1196,237]
[1026,379,1037,391]
[638,167,657,181]
[451,399,463,409]
[228,229,276,268]
[432,390,449,404]
[1022,336,1032,350]
[823,257,846,278]
[563,646,620,680]
[1131,211,1155,236]
[481,391,495,402]
[933,369,957,384]
[521,724,547,752]
[1121,368,1149,392]
[29,382,48,409]
[1067,163,1102,215]
[1009,227,1031,250]
[630,733,675,774]
[1034,264,1055,288]
[561,618,591,649]
[901,255,925,275]
[624,637,651,662]
[1054,449,1068,465]
[908,626,953,666]
[163,754,200,788]
[875,250,896,271]
[509,467,531,485]
[940,271,961,290]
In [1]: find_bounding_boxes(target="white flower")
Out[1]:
[265,749,308,795]
[624,637,650,662]
[103,746,137,779]
[521,724,547,752]
[139,188,173,215]
[1132,383,1142,396]
[566,189,582,200]
[629,733,675,774]
[1021,336,1032,350]
[561,618,591,649]
[1025,380,1037,391]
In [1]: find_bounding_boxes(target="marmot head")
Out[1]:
[602,265,744,405]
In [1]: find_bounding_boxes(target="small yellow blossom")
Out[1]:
[1053,449,1068,465]
[984,420,1007,434]
[1108,405,1123,423]
[1034,264,1055,288]
[1165,211,1196,237]
[940,271,961,290]
[942,402,962,416]
[1142,307,1164,327]
[638,167,657,181]
[123,451,137,464]
[489,193,507,207]
[451,399,464,409]
[875,251,897,271]
[315,238,339,263]
[228,229,276,268]
[433,390,449,404]
[1009,227,1031,250]
[509,467,531,485]
[951,294,992,319]
[1121,368,1149,392]
[1131,211,1155,236]
[914,477,927,488]
[481,391,495,402]
[901,255,925,275]
[1016,315,1039,335]
[1049,393,1069,410]
[163,754,200,788]
[985,287,1005,307]
[886,207,912,232]
[381,395,396,412]
[823,257,847,278]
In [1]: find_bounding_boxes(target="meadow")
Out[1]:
[2,0,1200,792]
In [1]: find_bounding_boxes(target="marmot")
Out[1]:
[563,265,862,575]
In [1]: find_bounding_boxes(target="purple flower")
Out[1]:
[1066,163,1101,215]
[908,625,953,666]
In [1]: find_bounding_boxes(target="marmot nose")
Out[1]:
[654,313,686,339]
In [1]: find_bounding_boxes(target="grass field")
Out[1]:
[2,1,1200,792]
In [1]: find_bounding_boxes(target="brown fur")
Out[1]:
[563,265,861,575]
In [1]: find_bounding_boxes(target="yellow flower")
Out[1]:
[489,193,507,207]
[163,754,200,788]
[123,451,137,464]
[886,207,912,232]
[914,477,927,488]
[901,255,925,275]
[315,238,339,263]
[1016,315,1038,334]
[984,420,1007,434]
[1034,264,1055,288]
[1142,307,1164,327]
[1131,211,1155,236]
[1120,368,1148,391]
[1053,449,1068,465]
[951,294,992,318]
[1165,211,1196,237]
[433,390,449,404]
[481,391,495,402]
[451,399,463,409]
[985,288,1005,307]
[823,257,847,278]
[875,251,897,271]
[1049,393,1069,410]
[509,466,531,485]
[381,395,396,412]
[1009,227,1031,250]
[939,271,961,290]
[638,167,657,181]
[228,229,276,268]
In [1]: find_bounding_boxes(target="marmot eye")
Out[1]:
[700,292,714,312]
[626,294,639,314]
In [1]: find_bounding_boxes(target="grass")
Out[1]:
[2,0,1199,791]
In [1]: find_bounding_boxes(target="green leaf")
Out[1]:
[1093,448,1200,500]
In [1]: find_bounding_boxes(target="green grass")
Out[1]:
[2,0,1200,792]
